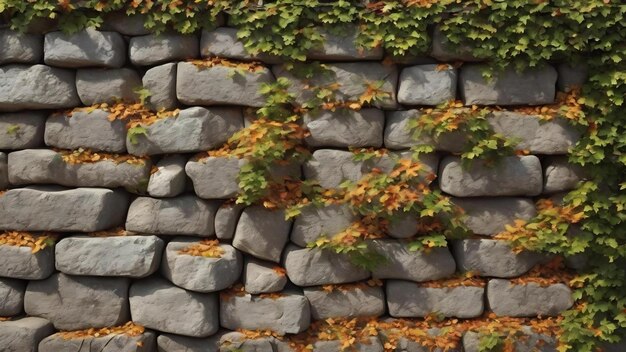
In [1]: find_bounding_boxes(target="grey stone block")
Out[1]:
[451,197,536,235]
[387,280,484,318]
[0,152,6,189]
[127,107,243,156]
[177,62,274,107]
[0,244,54,280]
[460,64,557,106]
[157,333,220,352]
[387,211,421,239]
[397,65,457,106]
[102,12,151,36]
[312,337,383,352]
[0,64,80,111]
[0,317,54,352]
[215,203,245,240]
[302,149,371,189]
[487,279,574,317]
[273,62,398,109]
[219,331,277,352]
[557,63,587,92]
[39,331,157,352]
[0,278,25,316]
[383,110,464,152]
[55,235,163,278]
[233,206,291,263]
[44,29,125,68]
[543,156,586,194]
[430,26,481,62]
[308,27,383,61]
[370,240,456,282]
[243,257,288,294]
[439,155,543,197]
[45,109,127,153]
[0,186,129,232]
[283,244,370,286]
[162,238,242,293]
[291,204,357,247]
[0,111,47,149]
[463,327,557,352]
[130,33,199,66]
[303,284,385,319]
[8,149,152,190]
[186,156,246,199]
[126,195,219,237]
[25,273,130,330]
[220,290,311,335]
[148,155,187,197]
[130,277,219,337]
[0,30,43,64]
[200,27,281,63]
[143,62,178,110]
[304,108,384,148]
[76,68,142,105]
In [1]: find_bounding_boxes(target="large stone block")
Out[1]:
[0,30,43,64]
[303,284,385,319]
[383,110,464,152]
[283,244,370,286]
[0,186,129,232]
[0,317,54,352]
[45,109,127,153]
[40,332,156,352]
[0,65,80,111]
[302,149,372,189]
[543,156,586,194]
[102,12,151,36]
[0,278,25,316]
[243,257,288,294]
[130,33,199,66]
[186,156,246,199]
[130,277,219,337]
[451,197,536,235]
[0,111,46,149]
[215,202,245,240]
[0,243,54,280]
[76,68,141,105]
[126,196,219,237]
[463,327,557,352]
[370,240,456,282]
[127,107,243,156]
[143,62,178,110]
[44,29,125,68]
[398,65,457,106]
[25,273,130,330]
[487,279,574,317]
[200,27,281,63]
[219,331,279,352]
[220,291,311,335]
[162,238,242,293]
[439,155,543,197]
[8,149,152,190]
[148,155,187,197]
[290,204,357,247]
[177,62,274,107]
[55,235,163,278]
[232,206,291,263]
[308,27,383,61]
[460,64,557,106]
[304,108,384,148]
[387,280,485,318]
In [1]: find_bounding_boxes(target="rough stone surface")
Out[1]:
[157,333,220,352]
[283,244,370,286]
[8,149,152,190]
[177,62,275,107]
[130,33,199,66]
[24,273,130,330]
[219,331,277,352]
[143,62,178,110]
[543,156,586,194]
[45,109,127,153]
[0,64,80,111]
[304,108,384,148]
[39,331,157,352]
[0,111,47,149]
[0,186,129,232]
[102,12,151,36]
[232,206,292,263]
[127,107,243,156]
[370,240,456,282]
[201,27,281,63]
[386,211,421,239]
[398,65,457,105]
[387,280,485,318]
[126,195,219,237]
[383,110,465,152]
[148,154,187,197]
[308,27,383,61]
[0,245,54,280]
[0,30,43,65]
[0,317,55,352]
[463,327,557,352]
[162,238,242,293]
[487,279,574,317]
[130,277,219,337]
[557,63,587,93]
[0,152,7,189]
[451,197,537,235]
[0,278,26,316]
[215,203,245,240]
[243,257,288,294]
[439,155,543,197]
[55,235,164,278]
[44,29,125,68]
[76,68,141,105]
[291,204,357,247]
[460,64,557,106]
[303,284,385,319]
[303,149,374,189]
[186,156,247,199]
[220,290,311,335]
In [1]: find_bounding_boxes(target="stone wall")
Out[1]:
[0,18,588,352]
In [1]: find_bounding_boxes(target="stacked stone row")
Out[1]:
[0,21,587,352]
